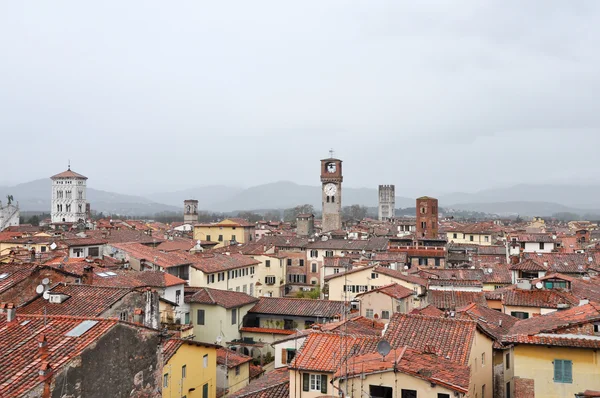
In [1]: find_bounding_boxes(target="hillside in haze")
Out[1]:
[3,179,600,217]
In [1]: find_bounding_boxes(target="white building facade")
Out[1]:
[50,168,88,224]
[0,199,19,231]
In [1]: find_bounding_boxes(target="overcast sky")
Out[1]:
[1,1,599,196]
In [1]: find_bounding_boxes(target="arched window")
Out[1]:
[332,196,335,203]
[326,196,330,203]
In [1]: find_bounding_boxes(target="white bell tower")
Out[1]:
[50,164,88,224]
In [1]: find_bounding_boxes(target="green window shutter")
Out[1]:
[302,373,309,392]
[564,360,573,383]
[321,375,328,394]
[554,360,563,382]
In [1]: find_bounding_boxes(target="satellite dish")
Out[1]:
[216,336,223,344]
[49,242,57,250]
[42,278,50,285]
[404,265,409,270]
[487,268,493,274]
[36,285,45,294]
[535,282,543,289]
[376,340,391,358]
[43,291,50,300]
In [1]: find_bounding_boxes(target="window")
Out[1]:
[119,311,128,321]
[401,389,417,398]
[175,290,181,304]
[511,311,529,320]
[554,359,572,383]
[310,250,318,258]
[485,235,489,242]
[505,352,510,369]
[453,233,457,239]
[482,353,485,366]
[203,354,208,368]
[540,242,545,250]
[371,385,393,398]
[420,207,426,214]
[482,385,485,397]
[421,221,426,229]
[184,312,190,324]
[197,309,205,325]
[470,235,474,242]
[182,365,186,379]
[435,258,441,267]
[334,268,339,274]
[366,309,374,318]
[266,260,271,267]
[311,263,317,273]
[286,349,296,364]
[371,273,379,279]
[206,235,211,241]
[235,366,240,375]
[88,247,99,257]
[202,383,209,398]
[331,196,335,203]
[231,308,237,325]
[265,276,276,285]
[218,235,223,242]
[231,234,236,242]
[506,382,511,398]
[287,259,292,266]
[288,274,307,283]
[418,258,427,266]
[438,394,450,398]
[299,259,304,266]
[305,374,326,393]
[163,374,169,388]
[594,323,600,334]
[325,250,333,257]
[381,310,390,319]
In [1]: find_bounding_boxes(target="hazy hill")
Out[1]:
[0,179,179,216]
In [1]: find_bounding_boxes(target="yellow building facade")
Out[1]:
[194,219,254,248]
[510,345,600,398]
[162,340,218,398]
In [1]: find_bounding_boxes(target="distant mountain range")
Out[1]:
[2,179,600,217]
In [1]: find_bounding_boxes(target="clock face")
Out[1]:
[326,162,337,173]
[324,183,337,196]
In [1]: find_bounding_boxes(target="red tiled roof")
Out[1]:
[409,304,444,317]
[51,168,88,179]
[192,253,261,274]
[318,316,385,336]
[89,269,185,289]
[290,332,379,372]
[0,264,37,294]
[428,279,483,288]
[186,287,258,309]
[383,313,478,365]
[229,367,289,398]
[355,283,414,300]
[63,238,107,247]
[334,346,470,394]
[217,347,253,367]
[502,288,579,309]
[248,297,345,318]
[162,338,220,364]
[455,303,519,341]
[19,284,135,317]
[240,327,296,335]
[510,259,547,271]
[428,290,487,310]
[523,253,593,274]
[249,364,264,379]
[0,314,121,396]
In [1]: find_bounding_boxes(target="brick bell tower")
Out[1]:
[416,196,438,239]
[321,151,343,233]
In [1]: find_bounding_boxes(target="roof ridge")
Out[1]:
[204,287,216,304]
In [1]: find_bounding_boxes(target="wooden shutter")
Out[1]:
[302,373,309,392]
[321,374,327,394]
[282,349,288,363]
[554,360,563,382]
[564,360,573,383]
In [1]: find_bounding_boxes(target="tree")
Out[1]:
[283,204,314,222]
[342,205,368,221]
[263,210,282,222]
[236,211,262,223]
[27,215,40,226]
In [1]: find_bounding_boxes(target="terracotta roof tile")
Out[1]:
[501,289,579,309]
[455,303,519,341]
[186,288,258,309]
[383,313,477,365]
[229,367,289,398]
[217,347,253,367]
[248,297,345,318]
[355,283,414,300]
[240,327,296,335]
[50,168,87,179]
[334,346,470,394]
[409,304,444,317]
[428,290,487,310]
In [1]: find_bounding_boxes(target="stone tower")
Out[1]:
[296,213,315,237]
[321,155,343,233]
[184,199,199,224]
[416,196,438,239]
[51,167,88,224]
[378,185,395,221]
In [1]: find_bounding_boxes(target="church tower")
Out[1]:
[321,153,343,232]
[184,199,199,224]
[50,166,88,224]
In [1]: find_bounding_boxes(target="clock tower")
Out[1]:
[321,154,343,233]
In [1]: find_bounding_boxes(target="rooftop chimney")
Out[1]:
[5,303,15,322]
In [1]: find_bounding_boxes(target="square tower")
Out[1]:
[378,185,395,221]
[184,199,199,224]
[321,157,343,233]
[416,196,438,239]
[50,168,88,224]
